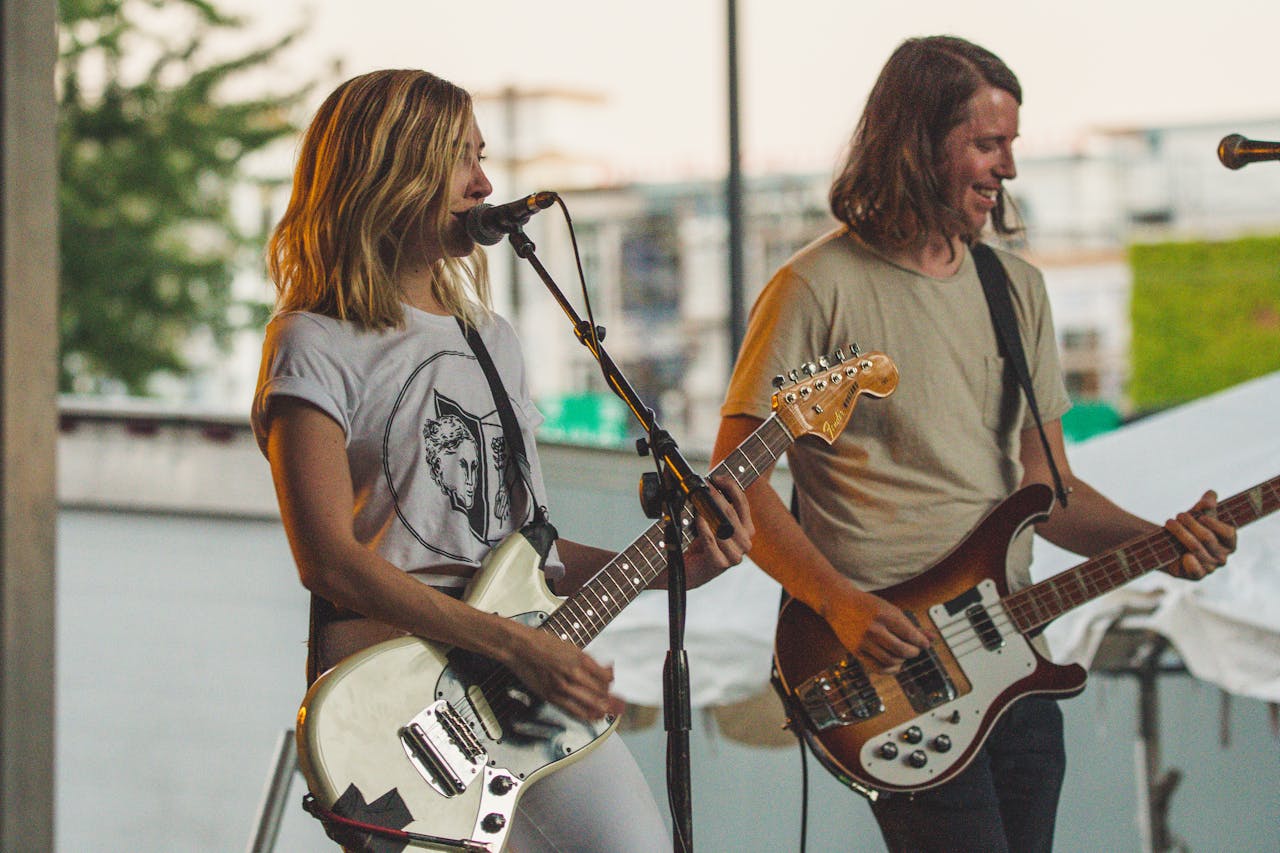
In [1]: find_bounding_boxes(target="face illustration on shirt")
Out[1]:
[423,413,480,512]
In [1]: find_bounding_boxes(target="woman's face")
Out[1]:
[439,116,493,258]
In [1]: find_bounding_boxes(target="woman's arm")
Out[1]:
[264,395,621,721]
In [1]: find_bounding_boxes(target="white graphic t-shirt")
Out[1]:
[251,306,559,586]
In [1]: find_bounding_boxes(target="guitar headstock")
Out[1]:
[771,347,898,446]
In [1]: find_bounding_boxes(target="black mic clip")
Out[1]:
[465,191,558,245]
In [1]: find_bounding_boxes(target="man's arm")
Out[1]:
[713,415,928,671]
[1020,419,1235,578]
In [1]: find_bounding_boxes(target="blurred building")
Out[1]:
[505,117,1280,450]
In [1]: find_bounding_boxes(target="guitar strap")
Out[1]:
[971,242,1070,510]
[454,316,546,530]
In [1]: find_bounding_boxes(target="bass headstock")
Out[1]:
[771,346,898,446]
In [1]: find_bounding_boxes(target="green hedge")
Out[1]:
[1129,235,1280,413]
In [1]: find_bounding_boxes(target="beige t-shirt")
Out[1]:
[722,229,1071,592]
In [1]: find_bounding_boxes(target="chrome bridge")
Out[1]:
[796,656,883,731]
[400,699,488,798]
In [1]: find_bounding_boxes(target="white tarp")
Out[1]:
[593,371,1280,707]
[1036,370,1280,703]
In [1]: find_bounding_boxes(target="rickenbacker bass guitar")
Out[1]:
[296,348,898,852]
[774,475,1280,799]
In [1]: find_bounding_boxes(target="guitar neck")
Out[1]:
[541,415,794,649]
[1006,475,1280,634]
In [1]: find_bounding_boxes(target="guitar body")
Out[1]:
[774,484,1087,796]
[296,532,615,852]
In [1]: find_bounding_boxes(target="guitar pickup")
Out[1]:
[896,645,957,714]
[966,603,1005,651]
[399,700,487,798]
[796,657,883,731]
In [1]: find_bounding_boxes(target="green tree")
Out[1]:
[58,0,307,394]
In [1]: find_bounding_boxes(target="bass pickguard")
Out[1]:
[856,579,1037,789]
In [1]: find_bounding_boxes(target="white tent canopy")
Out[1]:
[593,370,1280,707]
[1038,370,1280,703]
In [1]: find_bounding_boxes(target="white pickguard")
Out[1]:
[296,533,616,852]
[857,579,1037,789]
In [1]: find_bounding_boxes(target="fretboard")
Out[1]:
[1005,475,1280,634]
[540,415,795,649]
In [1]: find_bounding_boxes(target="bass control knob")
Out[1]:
[878,742,899,760]
[931,735,952,753]
[481,812,507,834]
[901,725,923,744]
[489,774,515,795]
[907,750,929,769]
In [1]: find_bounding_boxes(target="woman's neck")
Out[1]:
[396,260,451,316]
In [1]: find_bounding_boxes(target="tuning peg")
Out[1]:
[833,347,846,363]
[802,362,818,376]
[788,369,800,382]
[817,355,831,369]
[850,342,862,357]
[772,375,787,389]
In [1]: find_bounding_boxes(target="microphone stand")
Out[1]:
[505,226,728,853]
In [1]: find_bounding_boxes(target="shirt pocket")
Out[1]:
[982,354,1020,433]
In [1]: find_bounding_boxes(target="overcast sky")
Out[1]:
[220,0,1278,180]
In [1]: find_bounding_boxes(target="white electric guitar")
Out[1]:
[294,348,898,851]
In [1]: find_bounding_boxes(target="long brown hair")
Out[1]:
[268,70,490,328]
[830,36,1023,256]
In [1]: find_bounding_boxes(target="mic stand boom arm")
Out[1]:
[504,229,732,539]
[506,227,718,853]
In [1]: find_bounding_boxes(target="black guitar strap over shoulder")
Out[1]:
[455,316,543,527]
[972,242,1070,509]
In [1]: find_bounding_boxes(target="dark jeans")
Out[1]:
[869,696,1066,853]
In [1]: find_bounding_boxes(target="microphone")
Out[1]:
[465,191,559,245]
[1217,134,1280,170]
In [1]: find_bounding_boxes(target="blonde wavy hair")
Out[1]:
[268,69,490,328]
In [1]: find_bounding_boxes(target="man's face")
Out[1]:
[939,85,1019,238]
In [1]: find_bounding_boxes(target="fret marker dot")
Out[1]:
[738,465,745,473]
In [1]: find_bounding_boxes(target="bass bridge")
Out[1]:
[794,656,884,731]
